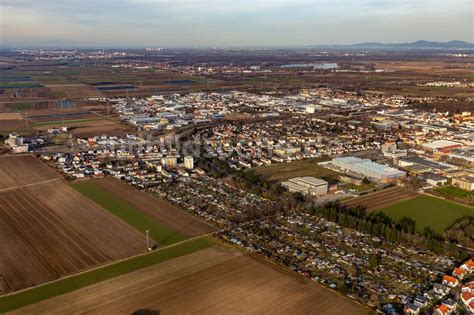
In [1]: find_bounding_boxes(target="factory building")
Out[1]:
[282,177,328,196]
[422,140,462,153]
[397,156,455,173]
[332,157,406,183]
[452,176,474,192]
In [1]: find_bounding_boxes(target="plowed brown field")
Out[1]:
[0,155,59,190]
[12,246,368,315]
[93,177,214,237]
[0,156,145,295]
[343,187,418,212]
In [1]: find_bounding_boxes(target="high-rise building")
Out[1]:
[161,156,177,168]
[184,156,194,170]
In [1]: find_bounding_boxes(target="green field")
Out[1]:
[378,195,474,233]
[250,158,337,183]
[0,237,214,313]
[435,185,474,198]
[71,181,187,246]
[31,117,104,126]
[8,102,34,110]
[0,82,42,88]
[32,75,78,85]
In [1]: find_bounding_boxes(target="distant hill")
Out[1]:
[311,40,474,50]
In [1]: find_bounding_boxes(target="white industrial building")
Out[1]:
[452,176,474,192]
[5,132,28,153]
[282,177,328,196]
[422,140,462,153]
[332,157,406,183]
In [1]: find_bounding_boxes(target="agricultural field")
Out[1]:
[0,237,214,313]
[20,108,127,136]
[47,83,105,98]
[31,75,78,86]
[24,109,99,124]
[11,246,368,315]
[0,156,145,295]
[342,187,418,212]
[435,185,474,198]
[0,76,42,89]
[250,158,338,183]
[71,180,192,246]
[0,112,28,132]
[92,178,215,238]
[0,155,59,190]
[377,195,474,233]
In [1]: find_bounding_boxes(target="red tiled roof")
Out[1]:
[461,291,474,303]
[434,304,449,315]
[443,275,458,284]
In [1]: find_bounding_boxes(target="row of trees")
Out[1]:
[310,202,469,260]
[198,156,304,215]
[444,216,474,249]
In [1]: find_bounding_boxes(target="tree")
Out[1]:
[368,255,378,269]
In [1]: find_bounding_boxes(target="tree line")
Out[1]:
[310,202,469,261]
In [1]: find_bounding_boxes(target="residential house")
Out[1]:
[433,284,450,298]
[404,302,420,314]
[460,259,474,272]
[452,267,467,280]
[442,275,459,288]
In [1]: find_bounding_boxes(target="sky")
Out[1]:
[0,0,472,48]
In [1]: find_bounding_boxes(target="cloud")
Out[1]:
[1,0,472,47]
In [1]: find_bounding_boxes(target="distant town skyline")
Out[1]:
[1,0,472,48]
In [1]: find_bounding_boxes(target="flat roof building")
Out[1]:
[422,140,462,153]
[452,176,474,192]
[282,176,328,196]
[332,157,406,183]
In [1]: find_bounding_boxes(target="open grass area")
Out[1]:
[250,158,338,183]
[0,237,214,313]
[31,117,104,126]
[435,185,474,198]
[377,195,474,233]
[71,181,187,246]
[8,102,34,111]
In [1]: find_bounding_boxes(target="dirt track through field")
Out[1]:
[93,178,215,237]
[12,246,368,315]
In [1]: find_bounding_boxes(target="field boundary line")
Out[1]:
[0,233,215,299]
[0,178,60,193]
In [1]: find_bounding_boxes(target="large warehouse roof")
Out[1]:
[333,157,406,178]
[422,140,462,150]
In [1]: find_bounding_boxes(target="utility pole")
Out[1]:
[146,229,150,251]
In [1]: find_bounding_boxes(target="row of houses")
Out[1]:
[404,259,474,314]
